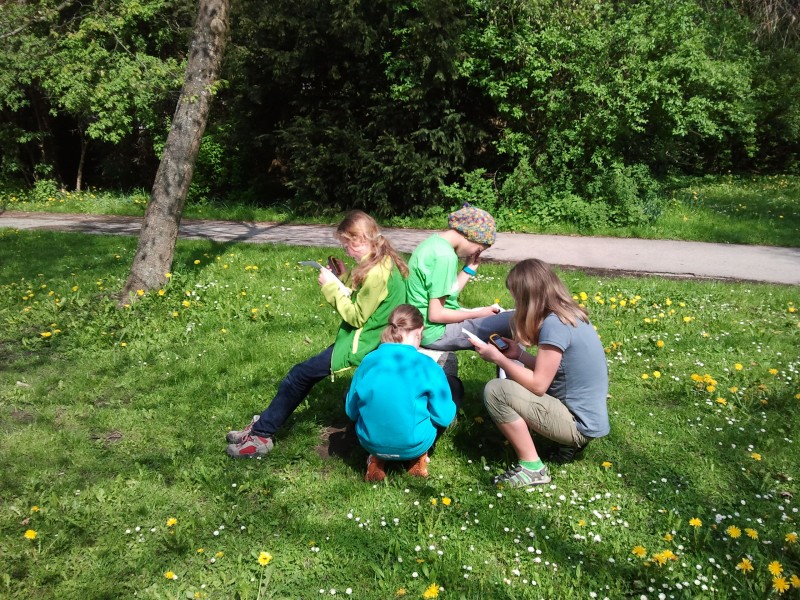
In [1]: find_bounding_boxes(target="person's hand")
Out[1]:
[478,305,501,318]
[318,267,338,287]
[465,250,482,271]
[500,337,522,360]
[468,337,504,363]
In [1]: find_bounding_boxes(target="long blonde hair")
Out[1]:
[335,211,409,287]
[380,304,424,343]
[506,259,588,346]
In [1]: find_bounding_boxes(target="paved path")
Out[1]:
[2,210,799,285]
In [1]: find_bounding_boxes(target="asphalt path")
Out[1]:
[1,210,798,285]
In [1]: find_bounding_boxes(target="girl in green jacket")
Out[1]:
[227,211,408,458]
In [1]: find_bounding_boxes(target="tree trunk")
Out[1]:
[119,0,229,304]
[75,132,87,192]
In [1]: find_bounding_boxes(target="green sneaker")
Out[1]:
[493,464,551,488]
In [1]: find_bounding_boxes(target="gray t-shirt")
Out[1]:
[539,313,610,438]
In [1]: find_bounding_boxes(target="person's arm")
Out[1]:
[427,296,499,324]
[321,261,390,328]
[454,251,482,292]
[344,376,362,422]
[471,340,562,396]
[425,366,456,429]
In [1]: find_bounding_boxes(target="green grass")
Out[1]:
[1,229,799,599]
[2,174,799,247]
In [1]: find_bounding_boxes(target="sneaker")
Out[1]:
[226,415,259,444]
[551,442,589,465]
[365,455,387,482]
[406,453,429,478]
[226,434,274,458]
[492,464,551,488]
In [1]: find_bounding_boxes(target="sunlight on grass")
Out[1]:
[0,230,798,598]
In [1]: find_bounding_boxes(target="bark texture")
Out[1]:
[120,0,229,303]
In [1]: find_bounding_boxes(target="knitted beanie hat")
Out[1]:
[447,203,496,246]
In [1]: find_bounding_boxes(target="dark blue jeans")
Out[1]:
[252,345,334,438]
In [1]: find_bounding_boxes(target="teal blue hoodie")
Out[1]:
[345,343,455,460]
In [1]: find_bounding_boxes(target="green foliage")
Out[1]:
[1,231,799,598]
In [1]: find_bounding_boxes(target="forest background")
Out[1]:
[1,0,799,229]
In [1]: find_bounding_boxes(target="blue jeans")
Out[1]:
[252,345,334,438]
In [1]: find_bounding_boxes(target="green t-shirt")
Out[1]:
[406,235,461,345]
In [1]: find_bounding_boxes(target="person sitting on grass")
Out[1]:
[405,203,513,352]
[226,210,408,458]
[345,304,457,482]
[468,259,609,488]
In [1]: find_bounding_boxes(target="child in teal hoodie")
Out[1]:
[345,304,456,482]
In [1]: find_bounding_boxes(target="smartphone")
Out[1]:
[327,255,343,277]
[489,333,510,352]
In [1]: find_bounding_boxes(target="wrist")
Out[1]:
[462,265,477,277]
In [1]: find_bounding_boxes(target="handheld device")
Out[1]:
[327,255,345,277]
[489,333,510,352]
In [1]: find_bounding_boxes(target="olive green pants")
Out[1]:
[483,378,589,448]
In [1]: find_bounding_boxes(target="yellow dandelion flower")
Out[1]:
[736,558,753,573]
[689,517,702,528]
[641,373,650,379]
[166,517,177,527]
[663,533,673,542]
[632,545,647,558]
[158,289,166,296]
[656,340,665,348]
[579,292,588,301]
[730,386,739,393]
[215,551,224,558]
[40,331,52,338]
[136,289,145,296]
[682,316,694,323]
[653,371,661,378]
[24,529,37,540]
[172,311,179,317]
[716,397,727,406]
[601,461,612,469]
[790,574,800,588]
[31,506,39,513]
[430,498,437,506]
[194,260,200,265]
[120,342,127,347]
[745,528,758,539]
[773,577,790,594]
[164,570,177,580]
[395,589,407,597]
[165,272,172,278]
[197,548,204,553]
[442,497,452,506]
[769,561,784,576]
[578,519,586,527]
[734,363,743,371]
[769,368,778,375]
[726,525,741,538]
[182,300,190,307]
[706,385,716,393]
[751,453,762,461]
[258,551,273,566]
[422,583,440,599]
[72,285,79,292]
[785,532,798,544]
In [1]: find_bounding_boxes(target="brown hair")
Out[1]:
[336,211,409,287]
[506,259,588,346]
[380,304,424,343]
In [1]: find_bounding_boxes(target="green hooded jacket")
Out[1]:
[321,255,406,373]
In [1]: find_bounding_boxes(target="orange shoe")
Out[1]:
[365,455,387,482]
[406,453,429,478]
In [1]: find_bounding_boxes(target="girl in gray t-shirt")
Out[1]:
[468,259,609,488]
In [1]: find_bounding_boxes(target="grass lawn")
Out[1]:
[2,174,799,247]
[0,229,798,599]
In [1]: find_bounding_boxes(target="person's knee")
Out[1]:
[483,378,512,421]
